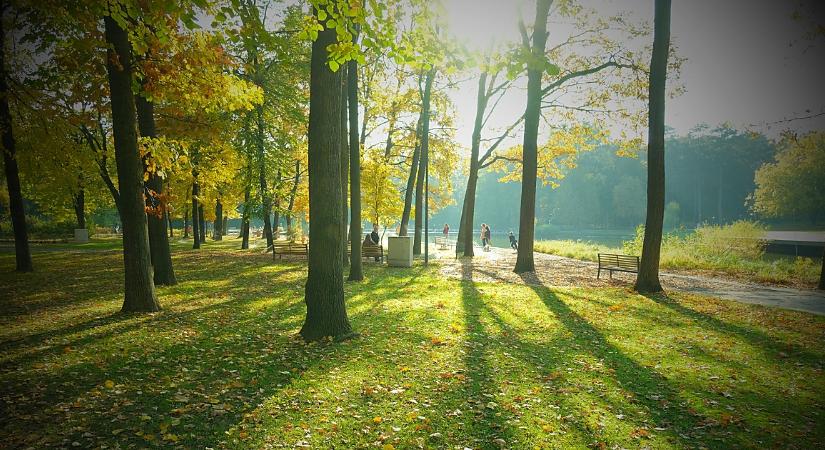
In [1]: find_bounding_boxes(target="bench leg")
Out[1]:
[609,270,613,280]
[597,268,601,279]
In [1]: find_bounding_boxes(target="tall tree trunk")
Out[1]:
[136,93,176,285]
[198,204,205,243]
[213,198,223,240]
[456,72,489,257]
[347,48,364,281]
[340,68,350,267]
[300,9,353,342]
[514,0,552,274]
[103,15,159,311]
[398,127,421,237]
[72,188,86,229]
[634,0,672,293]
[0,2,32,272]
[255,107,274,250]
[183,205,189,238]
[191,180,200,248]
[413,69,435,255]
[286,159,300,239]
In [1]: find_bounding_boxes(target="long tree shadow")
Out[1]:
[519,275,740,449]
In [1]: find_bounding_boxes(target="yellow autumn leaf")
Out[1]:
[382,444,395,450]
[104,380,115,389]
[373,416,383,424]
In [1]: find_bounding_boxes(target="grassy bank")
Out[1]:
[2,241,824,449]
[535,222,822,287]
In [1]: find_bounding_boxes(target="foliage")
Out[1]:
[1,241,824,448]
[752,131,825,223]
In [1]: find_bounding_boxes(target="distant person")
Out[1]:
[370,224,380,245]
[442,223,449,238]
[508,231,518,250]
[484,224,492,251]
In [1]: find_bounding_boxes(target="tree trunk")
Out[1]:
[514,0,552,274]
[300,9,353,342]
[634,0,672,293]
[191,180,200,249]
[347,50,364,281]
[72,188,86,229]
[0,3,32,272]
[255,107,274,250]
[213,198,223,240]
[340,69,350,267]
[103,15,159,311]
[136,93,176,285]
[456,72,489,257]
[398,129,421,237]
[286,159,300,239]
[198,204,205,244]
[183,205,189,238]
[413,69,435,255]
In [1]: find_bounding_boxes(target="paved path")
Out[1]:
[435,245,825,316]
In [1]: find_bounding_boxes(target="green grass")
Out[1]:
[534,238,822,288]
[1,240,824,449]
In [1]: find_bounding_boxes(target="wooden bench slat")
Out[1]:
[597,253,639,279]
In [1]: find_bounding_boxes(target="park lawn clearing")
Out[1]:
[1,242,824,449]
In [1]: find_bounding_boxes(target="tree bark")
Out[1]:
[191,179,200,249]
[183,205,189,238]
[72,188,86,230]
[300,9,353,342]
[347,50,363,281]
[456,72,489,257]
[213,198,223,240]
[339,68,349,267]
[514,0,552,274]
[413,69,435,255]
[136,93,176,285]
[634,0,672,293]
[103,15,159,311]
[0,2,32,272]
[255,107,274,250]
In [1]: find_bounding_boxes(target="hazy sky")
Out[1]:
[441,0,825,147]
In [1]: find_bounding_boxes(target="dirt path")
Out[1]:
[435,245,825,316]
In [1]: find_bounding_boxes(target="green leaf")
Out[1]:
[329,60,340,72]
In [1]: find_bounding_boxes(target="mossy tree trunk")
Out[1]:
[103,15,159,312]
[300,9,353,342]
[635,0,672,293]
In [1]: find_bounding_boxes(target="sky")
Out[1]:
[441,0,825,148]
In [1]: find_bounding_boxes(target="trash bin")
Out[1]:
[388,236,413,267]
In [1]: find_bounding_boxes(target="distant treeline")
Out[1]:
[433,125,780,233]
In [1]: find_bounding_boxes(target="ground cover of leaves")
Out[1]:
[1,239,823,449]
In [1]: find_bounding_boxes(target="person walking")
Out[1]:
[483,224,492,251]
[508,230,518,250]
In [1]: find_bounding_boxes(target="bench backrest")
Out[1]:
[362,244,383,255]
[598,253,639,270]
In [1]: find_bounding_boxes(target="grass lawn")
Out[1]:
[1,239,824,449]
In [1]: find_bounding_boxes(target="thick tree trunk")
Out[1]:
[136,93,176,285]
[457,72,489,257]
[103,15,159,311]
[347,52,363,281]
[0,4,32,272]
[634,0,671,293]
[213,198,223,240]
[413,70,435,255]
[191,180,200,249]
[340,69,350,267]
[72,188,86,229]
[300,10,353,342]
[514,0,551,274]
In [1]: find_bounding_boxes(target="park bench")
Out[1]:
[597,253,640,279]
[435,236,454,249]
[348,243,384,263]
[270,241,308,259]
